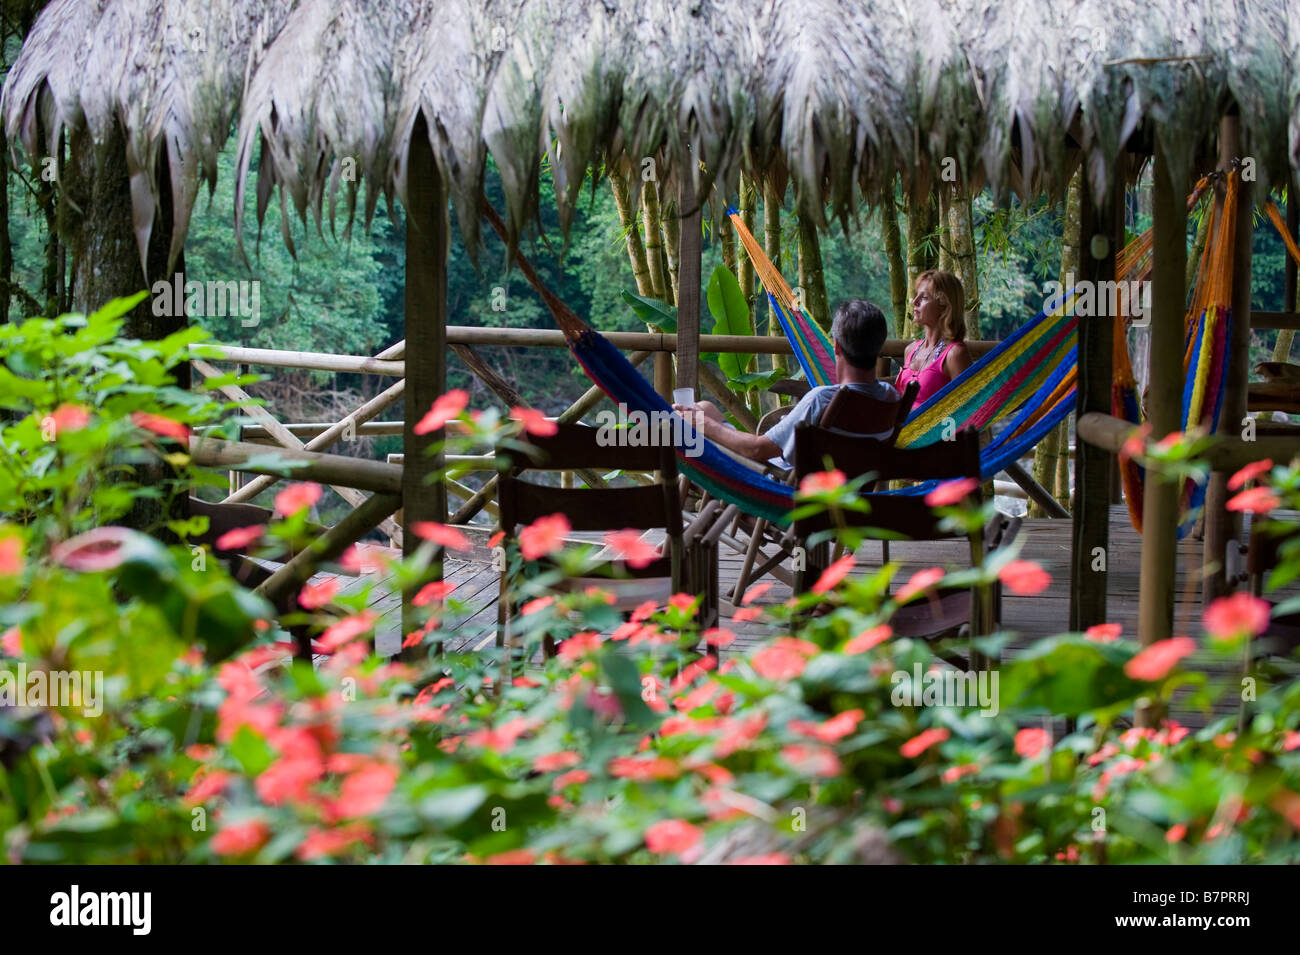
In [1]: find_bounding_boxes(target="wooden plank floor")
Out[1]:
[304,506,1295,725]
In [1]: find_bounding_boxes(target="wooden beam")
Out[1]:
[1203,115,1253,603]
[196,345,405,377]
[677,167,702,395]
[1138,141,1187,673]
[1069,158,1121,633]
[1005,461,1069,519]
[401,116,449,644]
[189,438,403,493]
[1078,412,1300,471]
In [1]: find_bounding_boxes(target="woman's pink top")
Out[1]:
[895,340,954,406]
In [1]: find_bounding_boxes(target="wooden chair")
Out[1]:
[792,425,1021,649]
[496,422,718,659]
[718,380,920,604]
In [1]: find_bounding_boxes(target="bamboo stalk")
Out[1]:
[881,180,908,337]
[642,180,669,302]
[739,175,758,320]
[609,165,655,297]
[190,438,404,493]
[764,178,788,378]
[797,210,829,332]
[661,192,681,306]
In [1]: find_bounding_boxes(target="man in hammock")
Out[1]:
[675,300,899,471]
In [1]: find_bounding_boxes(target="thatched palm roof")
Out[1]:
[4,0,1297,255]
[1,0,296,272]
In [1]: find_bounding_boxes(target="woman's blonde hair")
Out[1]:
[916,269,966,343]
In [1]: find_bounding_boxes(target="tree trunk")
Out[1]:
[937,185,954,274]
[797,209,829,332]
[65,125,189,534]
[881,180,907,336]
[641,180,670,303]
[906,190,939,335]
[610,167,654,297]
[721,208,737,278]
[739,174,758,319]
[948,183,980,338]
[661,191,680,305]
[765,177,787,377]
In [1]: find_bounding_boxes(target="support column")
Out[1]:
[1202,114,1253,602]
[1137,141,1187,664]
[401,115,448,645]
[676,163,702,396]
[1069,160,1121,633]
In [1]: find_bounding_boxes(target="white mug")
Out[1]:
[672,387,695,408]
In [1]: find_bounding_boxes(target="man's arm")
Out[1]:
[675,401,781,464]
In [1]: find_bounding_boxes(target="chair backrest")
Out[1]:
[819,379,919,443]
[497,422,682,538]
[793,425,981,538]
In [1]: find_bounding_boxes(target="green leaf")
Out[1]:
[999,636,1145,716]
[621,289,677,333]
[417,785,489,828]
[706,265,753,380]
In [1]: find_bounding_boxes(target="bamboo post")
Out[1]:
[189,438,404,492]
[677,167,702,396]
[1070,159,1121,636]
[1202,114,1252,603]
[1137,141,1188,721]
[1274,189,1298,364]
[401,116,449,646]
[764,178,788,378]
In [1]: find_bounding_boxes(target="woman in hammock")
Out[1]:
[896,270,972,405]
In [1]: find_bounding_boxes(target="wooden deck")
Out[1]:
[307,507,1292,677]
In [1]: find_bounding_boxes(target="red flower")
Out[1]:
[789,708,864,742]
[798,469,845,496]
[603,530,659,569]
[703,627,736,648]
[338,545,364,574]
[844,624,891,654]
[553,769,590,789]
[1085,623,1122,643]
[781,743,842,776]
[668,593,698,615]
[316,611,378,653]
[811,554,855,594]
[740,582,773,606]
[644,819,703,855]
[751,637,818,681]
[1226,486,1279,514]
[896,567,945,602]
[256,753,324,806]
[413,389,469,434]
[519,513,570,560]
[485,849,537,865]
[510,406,558,437]
[211,820,270,856]
[47,403,90,435]
[413,580,455,606]
[298,578,338,610]
[296,825,371,861]
[1165,823,1188,844]
[0,535,23,576]
[131,411,190,442]
[412,522,471,552]
[215,524,265,552]
[330,762,398,819]
[1227,458,1273,491]
[1203,593,1270,642]
[275,482,322,517]
[50,526,148,572]
[1015,727,1052,759]
[521,595,554,616]
[533,751,581,772]
[558,631,603,660]
[1118,423,1151,462]
[183,770,233,807]
[609,755,681,780]
[725,853,791,865]
[925,477,979,508]
[998,559,1052,595]
[900,727,950,758]
[0,627,21,656]
[1281,731,1300,752]
[942,762,980,783]
[1124,636,1196,681]
[488,531,505,549]
[733,607,763,623]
